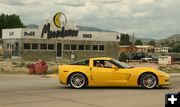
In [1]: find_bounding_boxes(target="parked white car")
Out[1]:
[141,57,152,61]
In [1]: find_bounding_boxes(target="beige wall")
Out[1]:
[3,39,119,62]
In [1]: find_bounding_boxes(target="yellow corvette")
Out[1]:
[59,57,170,89]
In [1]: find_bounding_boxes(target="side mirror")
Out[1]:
[112,65,118,70]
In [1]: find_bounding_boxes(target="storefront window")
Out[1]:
[32,44,38,50]
[24,43,31,49]
[85,45,91,50]
[78,45,84,50]
[83,34,92,38]
[40,44,47,50]
[71,44,77,50]
[99,45,105,51]
[93,45,98,50]
[64,44,70,50]
[48,44,54,50]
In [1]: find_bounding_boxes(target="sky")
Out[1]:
[0,0,180,39]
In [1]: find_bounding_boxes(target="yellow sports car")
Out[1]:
[59,57,170,89]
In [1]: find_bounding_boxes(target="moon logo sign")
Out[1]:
[53,12,67,28]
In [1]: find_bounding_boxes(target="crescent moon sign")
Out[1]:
[53,12,67,28]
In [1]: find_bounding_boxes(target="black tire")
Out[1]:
[69,73,87,89]
[140,73,157,89]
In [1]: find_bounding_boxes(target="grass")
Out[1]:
[158,65,180,73]
[13,62,26,68]
[0,61,27,74]
[46,67,58,74]
[0,68,26,74]
[0,65,59,75]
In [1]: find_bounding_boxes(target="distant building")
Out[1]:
[118,45,169,53]
[118,45,135,53]
[135,45,153,53]
[155,47,169,53]
[118,45,152,53]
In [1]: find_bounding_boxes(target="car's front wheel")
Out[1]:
[140,73,158,89]
[69,73,87,89]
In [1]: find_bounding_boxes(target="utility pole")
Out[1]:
[132,33,135,52]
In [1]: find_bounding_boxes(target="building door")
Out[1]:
[13,42,19,56]
[9,42,19,58]
[56,43,62,58]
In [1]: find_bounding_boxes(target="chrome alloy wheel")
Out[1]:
[70,73,85,88]
[142,74,157,89]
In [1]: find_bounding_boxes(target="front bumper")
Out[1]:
[158,75,171,86]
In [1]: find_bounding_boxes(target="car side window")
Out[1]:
[104,61,116,68]
[94,60,105,67]
[94,60,115,68]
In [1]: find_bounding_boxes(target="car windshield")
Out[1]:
[111,59,133,68]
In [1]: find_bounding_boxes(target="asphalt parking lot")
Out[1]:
[0,74,179,107]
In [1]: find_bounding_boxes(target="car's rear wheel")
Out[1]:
[69,73,87,89]
[140,73,157,89]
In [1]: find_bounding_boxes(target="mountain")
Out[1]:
[25,24,39,29]
[77,26,115,32]
[128,36,155,44]
[161,34,180,42]
[131,34,180,43]
[135,38,155,43]
[25,24,115,32]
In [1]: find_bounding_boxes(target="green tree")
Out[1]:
[119,33,132,45]
[161,41,165,46]
[169,40,175,47]
[148,40,156,46]
[135,39,143,45]
[0,14,24,38]
[172,42,180,52]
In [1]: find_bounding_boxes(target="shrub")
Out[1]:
[119,52,128,62]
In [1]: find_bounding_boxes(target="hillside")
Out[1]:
[128,36,155,44]
[161,34,180,42]
[135,38,155,43]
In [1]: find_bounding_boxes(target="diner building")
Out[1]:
[2,20,119,62]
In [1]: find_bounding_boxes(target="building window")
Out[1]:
[71,44,77,50]
[24,43,31,49]
[83,34,92,38]
[64,44,70,50]
[99,45,105,50]
[48,44,54,50]
[78,45,84,50]
[32,44,38,50]
[40,44,47,50]
[93,45,98,50]
[117,36,120,40]
[85,45,91,50]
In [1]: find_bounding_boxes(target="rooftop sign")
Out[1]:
[41,12,79,39]
[53,12,67,28]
